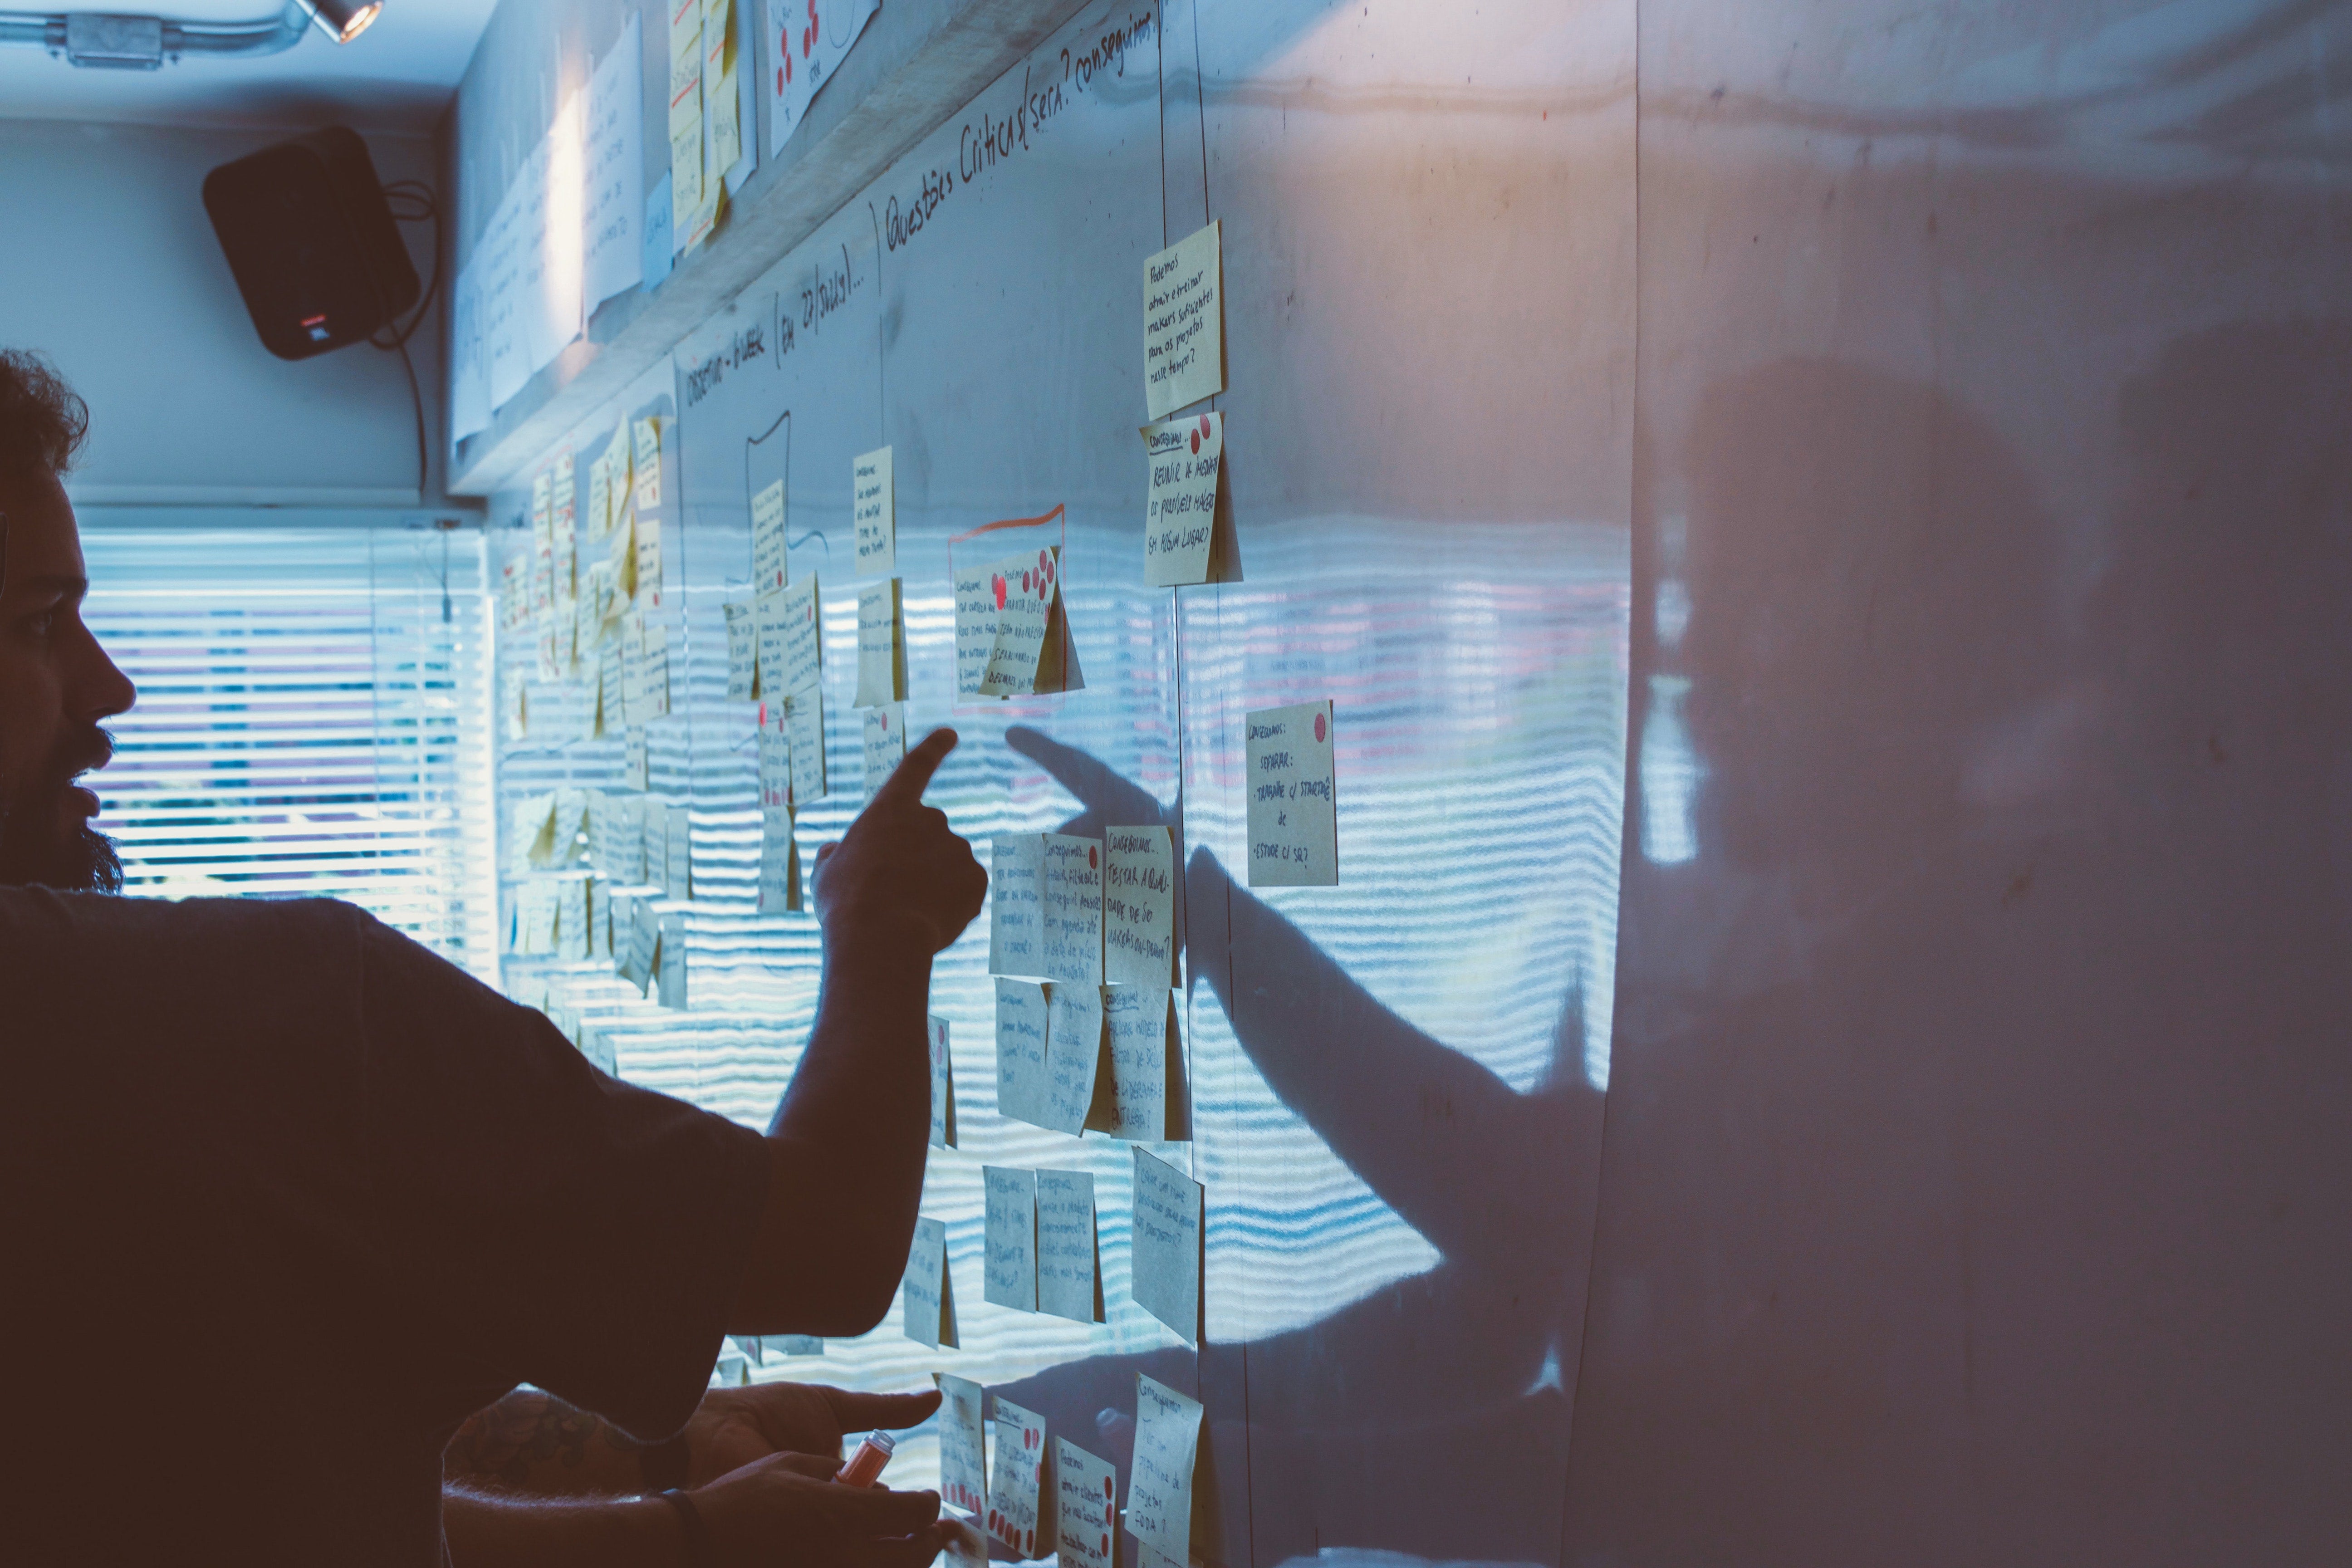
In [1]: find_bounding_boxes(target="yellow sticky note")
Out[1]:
[667,0,704,231]
[1143,220,1224,419]
[633,417,662,510]
[777,573,821,696]
[854,578,905,706]
[786,683,826,805]
[703,0,740,176]
[1141,410,1223,586]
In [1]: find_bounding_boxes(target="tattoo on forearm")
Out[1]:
[444,1392,643,1492]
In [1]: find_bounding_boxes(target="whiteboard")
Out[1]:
[492,0,1629,1561]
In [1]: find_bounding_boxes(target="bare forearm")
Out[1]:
[443,1486,679,1567]
[734,917,934,1334]
[444,1390,650,1498]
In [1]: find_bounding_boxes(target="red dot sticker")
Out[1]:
[1088,846,1098,869]
[993,575,1006,610]
[1200,414,1212,438]
[1314,711,1328,742]
[1190,429,1200,455]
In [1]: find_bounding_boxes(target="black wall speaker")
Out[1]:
[202,127,420,362]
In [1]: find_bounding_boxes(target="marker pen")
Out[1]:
[837,1430,897,1488]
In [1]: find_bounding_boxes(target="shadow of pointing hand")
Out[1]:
[1005,724,1188,944]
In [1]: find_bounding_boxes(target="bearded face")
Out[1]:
[0,720,123,893]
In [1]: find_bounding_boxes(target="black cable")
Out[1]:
[368,178,443,494]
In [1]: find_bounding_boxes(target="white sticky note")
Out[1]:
[1143,220,1224,420]
[1104,825,1178,986]
[636,512,666,609]
[854,578,906,706]
[987,1396,1054,1559]
[1131,1149,1202,1344]
[514,878,557,955]
[757,804,800,914]
[582,13,646,311]
[755,592,789,702]
[1127,1375,1204,1562]
[622,723,649,792]
[641,797,669,894]
[640,622,671,719]
[989,833,1046,978]
[622,897,659,992]
[902,1215,957,1349]
[787,686,828,805]
[935,1373,988,1518]
[633,416,663,511]
[766,0,876,157]
[982,1165,1037,1313]
[701,0,740,175]
[725,598,756,701]
[853,445,895,576]
[557,876,589,960]
[1141,411,1223,586]
[1040,834,1104,987]
[1038,982,1106,1136]
[994,978,1049,1128]
[1245,700,1337,887]
[1099,987,1189,1143]
[757,707,791,808]
[1035,1169,1103,1325]
[928,1013,957,1148]
[778,572,822,696]
[1055,1440,1117,1568]
[751,478,787,597]
[666,0,704,231]
[862,704,906,803]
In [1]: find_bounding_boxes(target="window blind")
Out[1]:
[79,523,500,980]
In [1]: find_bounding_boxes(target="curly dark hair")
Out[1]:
[0,348,90,490]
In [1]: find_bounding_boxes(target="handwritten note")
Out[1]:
[988,833,1045,977]
[756,706,789,808]
[1104,825,1177,986]
[1127,1376,1204,1562]
[1099,987,1188,1142]
[1040,834,1104,986]
[725,598,756,700]
[633,416,663,510]
[927,1013,957,1148]
[1132,1149,1203,1344]
[634,512,665,609]
[777,573,822,696]
[1245,700,1337,887]
[902,1215,956,1348]
[1035,1169,1103,1325]
[750,478,787,596]
[982,1166,1037,1313]
[850,579,902,708]
[557,876,589,960]
[755,592,789,703]
[993,978,1049,1127]
[787,685,827,805]
[1039,982,1107,1135]
[757,804,799,913]
[853,445,895,575]
[666,0,704,236]
[862,704,905,803]
[935,1373,987,1517]
[953,544,1065,698]
[1141,411,1223,586]
[1143,220,1223,420]
[701,0,740,176]
[582,13,645,310]
[1056,1440,1117,1568]
[986,1397,1053,1558]
[766,0,877,156]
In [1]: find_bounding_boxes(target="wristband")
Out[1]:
[658,1488,716,1568]
[641,1432,691,1491]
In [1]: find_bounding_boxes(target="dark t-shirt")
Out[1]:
[0,888,771,1566]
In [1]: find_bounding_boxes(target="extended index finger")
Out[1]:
[823,1386,944,1433]
[871,727,959,808]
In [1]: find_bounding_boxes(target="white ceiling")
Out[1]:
[0,0,495,132]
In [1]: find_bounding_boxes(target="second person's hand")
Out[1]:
[691,1450,946,1568]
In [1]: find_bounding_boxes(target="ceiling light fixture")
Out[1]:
[0,0,379,68]
[298,0,376,44]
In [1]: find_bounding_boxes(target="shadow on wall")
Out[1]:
[991,726,1603,1568]
[1571,333,2352,1565]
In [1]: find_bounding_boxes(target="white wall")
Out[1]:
[0,118,449,506]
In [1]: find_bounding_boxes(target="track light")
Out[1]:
[299,0,377,43]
